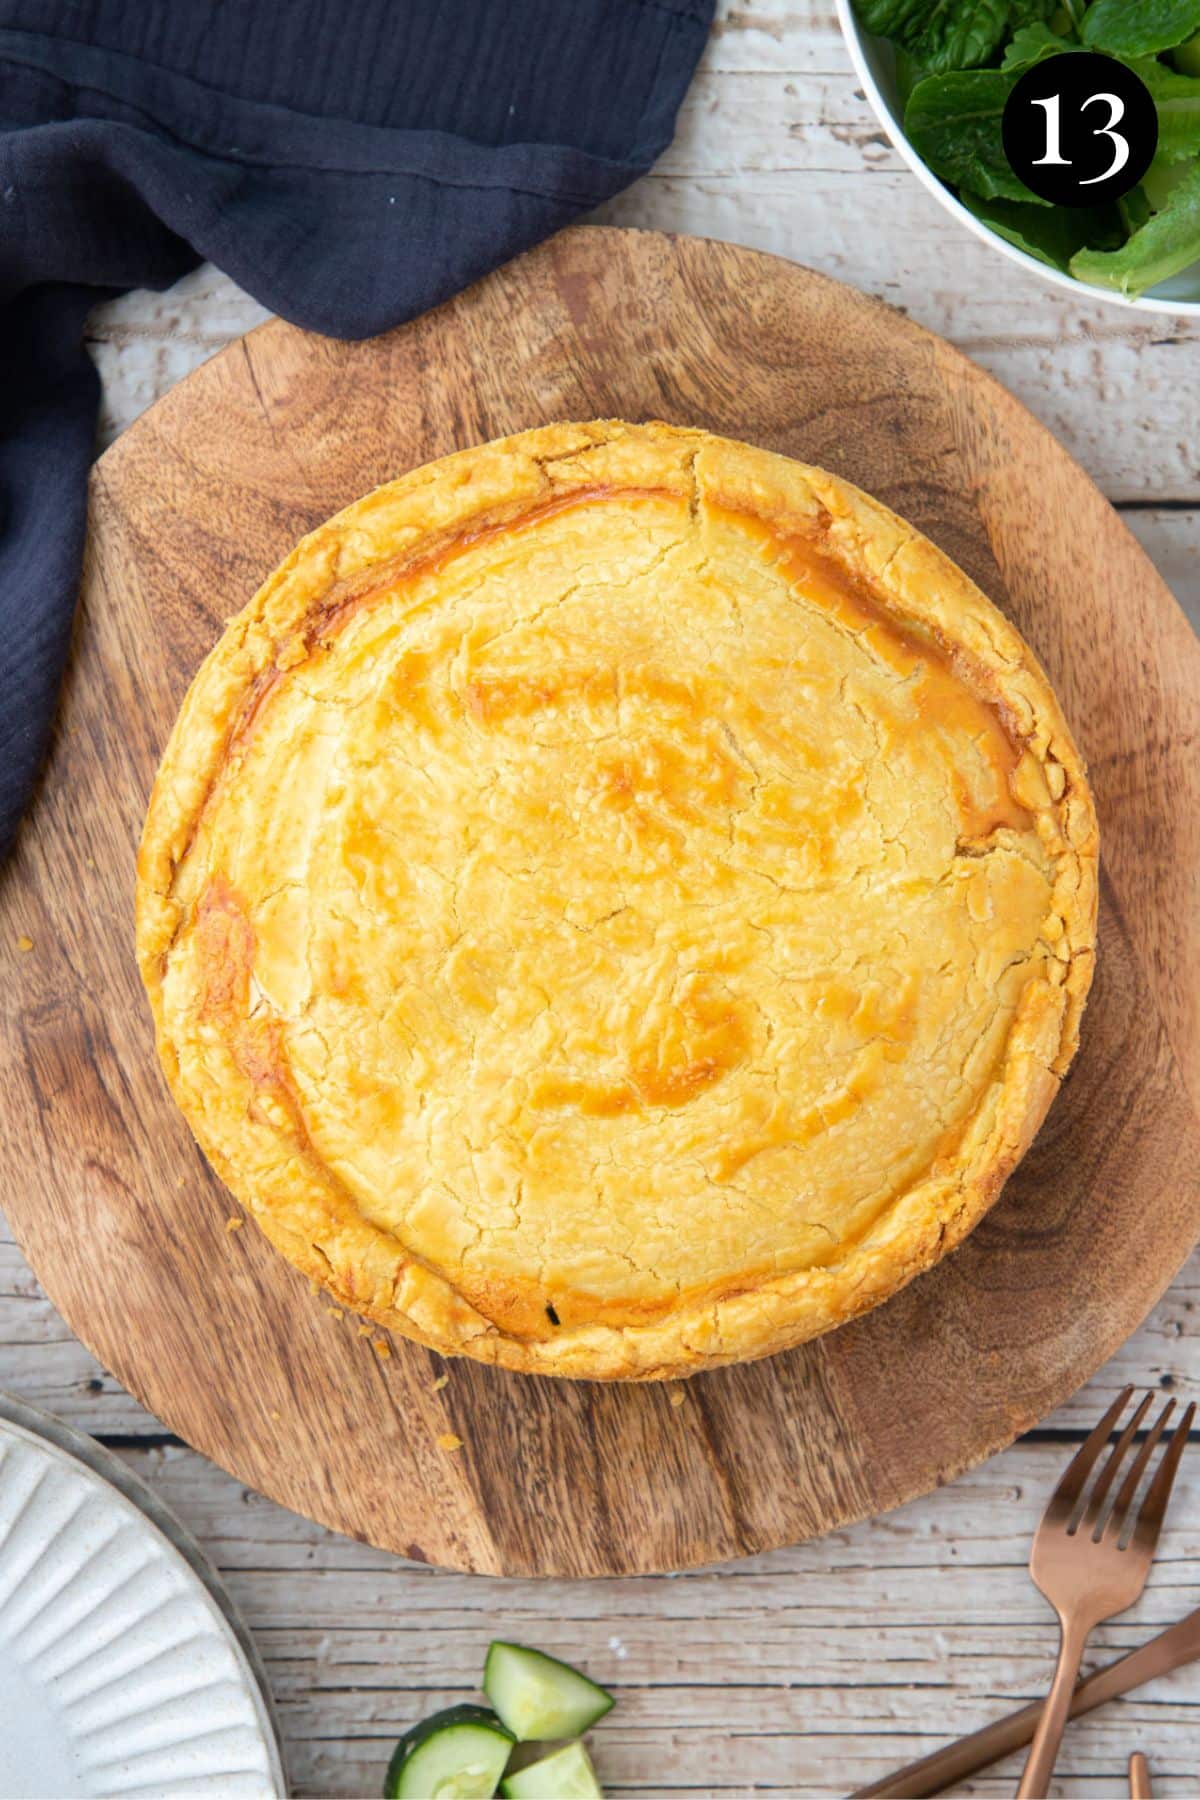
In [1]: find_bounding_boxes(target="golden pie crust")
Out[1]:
[136,421,1098,1380]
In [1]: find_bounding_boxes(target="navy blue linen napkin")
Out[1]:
[0,0,713,861]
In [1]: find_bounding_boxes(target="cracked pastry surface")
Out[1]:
[136,421,1098,1380]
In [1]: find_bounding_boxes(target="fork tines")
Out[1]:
[1049,1385,1196,1549]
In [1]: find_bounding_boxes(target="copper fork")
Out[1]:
[1017,1387,1192,1798]
[850,1598,1198,1796]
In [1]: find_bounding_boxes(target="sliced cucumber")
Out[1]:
[499,1741,603,1799]
[384,1704,514,1800]
[484,1642,614,1742]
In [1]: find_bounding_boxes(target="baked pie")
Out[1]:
[136,421,1098,1379]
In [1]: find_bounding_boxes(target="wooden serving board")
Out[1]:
[2,227,1198,1578]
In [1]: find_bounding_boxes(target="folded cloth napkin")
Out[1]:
[0,0,712,862]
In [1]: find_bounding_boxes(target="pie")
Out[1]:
[136,421,1098,1380]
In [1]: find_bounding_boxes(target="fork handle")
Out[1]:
[1017,1614,1091,1798]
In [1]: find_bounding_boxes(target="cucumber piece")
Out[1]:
[384,1704,514,1800]
[499,1741,603,1799]
[484,1642,614,1741]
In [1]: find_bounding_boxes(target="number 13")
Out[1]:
[1031,91,1130,183]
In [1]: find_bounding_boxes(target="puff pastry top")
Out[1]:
[136,421,1098,1379]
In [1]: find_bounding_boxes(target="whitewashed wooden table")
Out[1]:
[3,4,1198,1794]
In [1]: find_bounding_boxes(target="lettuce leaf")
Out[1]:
[961,192,1124,267]
[1125,55,1200,162]
[1143,154,1196,205]
[1070,158,1200,290]
[855,0,1054,73]
[905,69,1051,201]
[1001,20,1069,67]
[1081,0,1200,56]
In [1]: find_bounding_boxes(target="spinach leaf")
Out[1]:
[855,0,1052,73]
[1002,20,1069,67]
[905,70,1051,201]
[1070,159,1200,291]
[961,192,1123,267]
[895,47,929,107]
[1081,0,1200,56]
[1126,56,1200,162]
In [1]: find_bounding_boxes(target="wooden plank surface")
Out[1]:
[2,0,1198,1791]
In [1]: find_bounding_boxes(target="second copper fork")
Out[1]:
[1017,1387,1193,1798]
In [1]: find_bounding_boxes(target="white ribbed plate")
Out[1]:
[0,1417,282,1798]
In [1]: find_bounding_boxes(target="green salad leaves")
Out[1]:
[855,1,1056,75]
[1072,159,1200,289]
[1133,56,1200,162]
[1080,1,1200,59]
[1001,21,1067,70]
[853,0,1200,295]
[906,68,1044,201]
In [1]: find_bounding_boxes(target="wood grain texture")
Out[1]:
[5,1217,1198,1443]
[100,1435,1200,1798]
[2,226,1198,1579]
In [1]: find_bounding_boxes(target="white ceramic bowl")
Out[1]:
[835,0,1200,315]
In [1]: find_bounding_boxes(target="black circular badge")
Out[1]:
[1002,51,1158,206]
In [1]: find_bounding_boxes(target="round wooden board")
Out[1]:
[2,227,1198,1578]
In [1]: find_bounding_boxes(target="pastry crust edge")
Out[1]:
[135,419,1099,1381]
